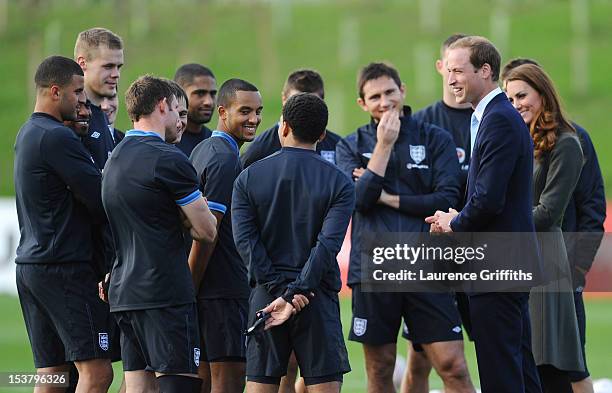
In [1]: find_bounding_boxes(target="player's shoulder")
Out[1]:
[39,122,81,145]
[413,100,441,122]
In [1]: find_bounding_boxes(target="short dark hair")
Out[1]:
[441,33,468,57]
[74,27,123,60]
[357,62,401,99]
[173,63,216,88]
[168,80,188,107]
[35,56,84,89]
[282,93,328,144]
[282,69,325,98]
[125,75,175,122]
[501,58,540,83]
[217,78,259,108]
[448,36,501,82]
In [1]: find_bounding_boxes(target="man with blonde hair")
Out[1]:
[74,27,124,170]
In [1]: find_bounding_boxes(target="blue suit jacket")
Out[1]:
[451,92,544,289]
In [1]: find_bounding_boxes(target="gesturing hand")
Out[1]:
[376,109,401,147]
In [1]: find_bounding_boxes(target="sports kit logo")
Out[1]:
[409,145,426,164]
[407,145,429,169]
[362,152,372,159]
[91,131,101,139]
[452,326,462,334]
[98,332,109,351]
[194,348,200,367]
[353,317,367,337]
[320,150,336,164]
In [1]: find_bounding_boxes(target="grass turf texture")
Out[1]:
[0,294,610,392]
[0,1,611,196]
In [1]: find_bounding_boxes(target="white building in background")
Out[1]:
[0,198,19,295]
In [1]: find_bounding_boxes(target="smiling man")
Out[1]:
[427,36,543,393]
[74,27,124,170]
[14,56,113,393]
[335,62,473,393]
[188,79,262,393]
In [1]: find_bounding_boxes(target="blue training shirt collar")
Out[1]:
[211,130,239,153]
[125,130,164,141]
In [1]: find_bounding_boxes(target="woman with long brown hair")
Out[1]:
[505,64,585,393]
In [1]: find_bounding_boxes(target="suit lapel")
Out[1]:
[465,92,508,202]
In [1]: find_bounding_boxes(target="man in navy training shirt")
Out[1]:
[74,27,124,170]
[335,62,475,393]
[189,78,262,393]
[232,93,354,393]
[241,69,341,168]
[14,55,113,393]
[102,75,217,393]
[401,33,475,393]
[174,63,217,156]
[501,58,606,393]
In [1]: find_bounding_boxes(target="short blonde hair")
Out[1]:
[74,27,123,61]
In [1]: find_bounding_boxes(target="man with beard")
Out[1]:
[189,79,262,393]
[14,55,113,393]
[174,63,217,156]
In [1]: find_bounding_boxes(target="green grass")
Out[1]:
[1,294,610,392]
[0,1,611,195]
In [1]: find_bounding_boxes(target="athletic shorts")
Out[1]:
[197,297,248,362]
[245,286,350,384]
[401,291,473,345]
[114,303,200,374]
[349,284,463,347]
[16,263,114,368]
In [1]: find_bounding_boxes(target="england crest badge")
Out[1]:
[409,145,426,164]
[353,317,367,337]
[320,150,336,164]
[98,332,109,351]
[194,348,201,367]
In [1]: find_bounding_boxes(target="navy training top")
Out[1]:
[241,123,341,168]
[232,147,354,300]
[190,131,250,299]
[177,125,213,157]
[14,112,104,264]
[102,130,202,311]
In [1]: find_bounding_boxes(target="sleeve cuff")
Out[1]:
[450,215,460,232]
[176,189,202,206]
[207,201,227,214]
[362,169,385,184]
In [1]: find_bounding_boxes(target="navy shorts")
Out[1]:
[114,303,200,374]
[401,291,473,347]
[197,298,248,362]
[245,286,350,383]
[349,284,463,347]
[16,263,114,368]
